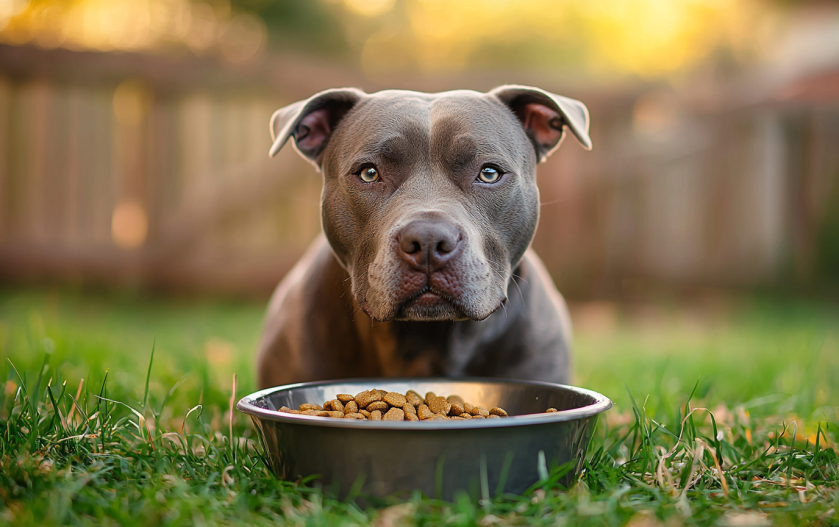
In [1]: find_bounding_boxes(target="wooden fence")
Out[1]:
[1,43,837,297]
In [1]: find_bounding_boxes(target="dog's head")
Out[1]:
[269,86,591,322]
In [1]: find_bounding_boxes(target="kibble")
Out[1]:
[277,389,560,421]
[383,392,407,407]
[354,390,382,408]
[366,401,389,412]
[417,404,434,420]
[447,395,465,405]
[325,399,344,412]
[428,396,451,416]
[383,408,405,421]
[406,390,423,407]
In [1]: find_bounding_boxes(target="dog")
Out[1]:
[257,85,591,389]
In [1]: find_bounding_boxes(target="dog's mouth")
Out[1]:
[359,285,467,322]
[395,285,467,321]
[401,286,458,309]
[360,285,507,323]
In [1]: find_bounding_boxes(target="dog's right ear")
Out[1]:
[269,88,365,165]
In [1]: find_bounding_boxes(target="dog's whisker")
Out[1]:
[487,257,526,310]
[511,273,530,285]
[350,302,366,319]
[509,273,526,309]
[511,273,529,286]
[485,263,518,313]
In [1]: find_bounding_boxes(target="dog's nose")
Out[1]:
[398,220,462,272]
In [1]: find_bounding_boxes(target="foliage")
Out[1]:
[232,0,350,57]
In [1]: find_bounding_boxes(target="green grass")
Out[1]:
[0,287,837,526]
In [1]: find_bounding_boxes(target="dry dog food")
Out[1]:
[277,389,558,421]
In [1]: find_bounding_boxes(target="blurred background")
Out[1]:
[0,0,838,300]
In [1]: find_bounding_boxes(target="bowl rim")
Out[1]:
[236,377,613,430]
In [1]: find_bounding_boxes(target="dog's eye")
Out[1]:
[359,167,380,183]
[478,167,501,183]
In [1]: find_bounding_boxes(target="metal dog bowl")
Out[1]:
[237,378,612,500]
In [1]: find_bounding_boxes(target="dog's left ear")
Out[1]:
[269,87,365,166]
[491,85,592,162]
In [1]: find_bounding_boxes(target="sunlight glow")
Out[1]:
[0,0,773,78]
[0,0,266,63]
[343,0,395,17]
[111,201,149,249]
[357,0,770,78]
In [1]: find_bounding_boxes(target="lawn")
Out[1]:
[0,287,837,526]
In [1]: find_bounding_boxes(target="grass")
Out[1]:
[0,287,837,526]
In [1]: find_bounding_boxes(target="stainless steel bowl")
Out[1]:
[237,378,612,500]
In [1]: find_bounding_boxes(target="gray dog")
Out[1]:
[257,85,591,389]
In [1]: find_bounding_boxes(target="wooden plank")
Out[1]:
[0,76,9,240]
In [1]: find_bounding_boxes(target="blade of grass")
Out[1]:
[31,352,50,410]
[228,372,236,459]
[7,358,32,415]
[66,378,84,426]
[494,450,514,498]
[142,338,155,410]
[479,453,490,512]
[682,378,701,441]
[98,370,109,450]
[786,421,797,489]
[435,454,446,501]
[45,380,67,435]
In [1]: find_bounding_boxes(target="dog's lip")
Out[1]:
[400,286,455,308]
[359,290,462,322]
[387,285,468,320]
[359,289,505,323]
[413,291,441,303]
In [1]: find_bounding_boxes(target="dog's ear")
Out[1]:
[490,85,592,162]
[269,88,365,165]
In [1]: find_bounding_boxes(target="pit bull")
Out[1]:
[257,85,591,389]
